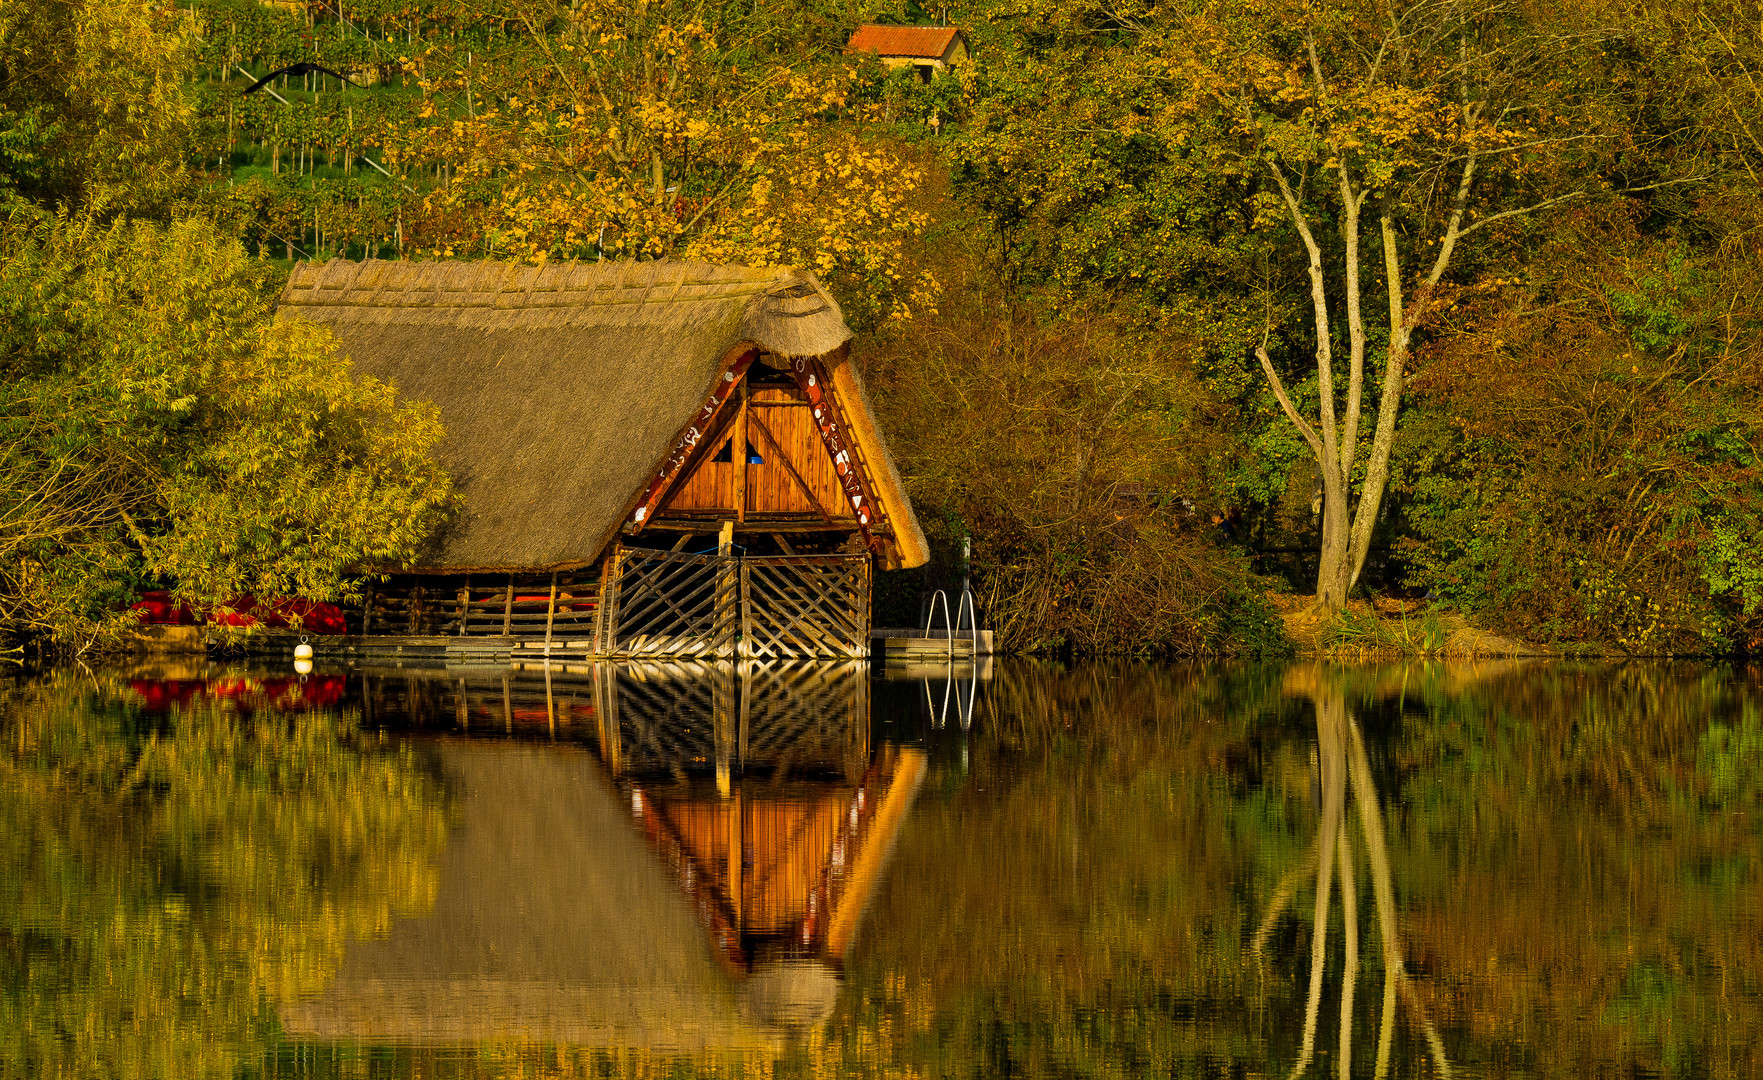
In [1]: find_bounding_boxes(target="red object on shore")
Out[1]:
[129,591,196,625]
[129,592,347,634]
[216,596,349,634]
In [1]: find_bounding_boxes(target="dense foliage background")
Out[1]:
[0,0,1759,653]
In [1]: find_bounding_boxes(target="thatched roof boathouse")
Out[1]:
[276,258,928,659]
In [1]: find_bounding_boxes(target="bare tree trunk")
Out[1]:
[1246,18,1513,613]
[1264,162,1359,610]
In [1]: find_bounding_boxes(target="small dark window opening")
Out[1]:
[713,439,765,464]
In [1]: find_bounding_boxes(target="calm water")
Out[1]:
[1,659,1759,1079]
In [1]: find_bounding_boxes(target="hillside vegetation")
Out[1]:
[0,0,1759,655]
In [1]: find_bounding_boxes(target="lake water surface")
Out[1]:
[1,659,1759,1079]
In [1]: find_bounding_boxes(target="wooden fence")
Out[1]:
[358,568,603,645]
[604,547,869,659]
[345,548,868,659]
[741,556,870,659]
[601,548,740,657]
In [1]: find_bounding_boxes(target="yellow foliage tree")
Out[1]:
[383,0,934,328]
[0,0,199,212]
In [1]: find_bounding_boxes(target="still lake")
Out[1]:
[1,658,1759,1079]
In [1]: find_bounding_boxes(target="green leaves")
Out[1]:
[0,212,455,646]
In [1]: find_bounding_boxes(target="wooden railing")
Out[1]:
[358,569,604,646]
[346,549,868,659]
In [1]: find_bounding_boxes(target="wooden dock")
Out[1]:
[248,622,992,663]
[870,628,994,658]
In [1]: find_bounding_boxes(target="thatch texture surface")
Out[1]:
[277,259,853,570]
[824,347,931,569]
[279,741,785,1051]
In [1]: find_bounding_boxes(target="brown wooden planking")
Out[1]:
[661,386,847,518]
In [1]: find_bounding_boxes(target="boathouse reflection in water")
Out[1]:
[279,661,927,1050]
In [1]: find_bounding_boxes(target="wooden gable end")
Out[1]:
[653,364,867,527]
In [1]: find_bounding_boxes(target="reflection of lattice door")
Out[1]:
[740,555,871,659]
[604,548,739,657]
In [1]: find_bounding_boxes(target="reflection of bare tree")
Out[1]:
[1253,668,1451,1079]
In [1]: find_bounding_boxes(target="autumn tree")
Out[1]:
[384,0,936,327]
[1213,0,1646,609]
[955,0,1685,612]
[0,0,200,213]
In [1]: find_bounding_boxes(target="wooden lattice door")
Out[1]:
[740,554,871,659]
[604,548,740,657]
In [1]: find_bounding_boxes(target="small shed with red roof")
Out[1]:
[845,25,969,82]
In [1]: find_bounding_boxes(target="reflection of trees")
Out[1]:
[0,671,448,1080]
[1255,668,1449,1078]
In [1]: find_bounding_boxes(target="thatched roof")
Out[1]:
[278,741,801,1050]
[824,346,931,570]
[278,258,910,571]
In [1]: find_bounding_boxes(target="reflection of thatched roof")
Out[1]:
[277,259,855,571]
[279,741,785,1051]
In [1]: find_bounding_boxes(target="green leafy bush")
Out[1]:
[0,212,455,647]
[1394,213,1763,652]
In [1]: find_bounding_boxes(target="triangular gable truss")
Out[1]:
[663,398,842,525]
[628,351,889,547]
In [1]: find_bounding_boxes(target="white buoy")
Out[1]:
[294,638,314,660]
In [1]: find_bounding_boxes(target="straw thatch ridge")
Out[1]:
[280,258,852,358]
[276,258,856,570]
[824,346,931,570]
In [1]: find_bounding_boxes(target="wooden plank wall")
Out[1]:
[357,568,603,643]
[662,386,850,519]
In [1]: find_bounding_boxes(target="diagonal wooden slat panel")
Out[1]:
[741,555,869,658]
[609,547,739,657]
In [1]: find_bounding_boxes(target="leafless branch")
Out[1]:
[1455,189,1584,239]
[1256,341,1325,460]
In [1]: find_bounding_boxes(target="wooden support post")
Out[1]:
[543,571,558,653]
[502,576,513,636]
[594,553,618,657]
[456,578,469,635]
[739,561,752,660]
[361,587,375,636]
[733,383,749,524]
[719,521,737,658]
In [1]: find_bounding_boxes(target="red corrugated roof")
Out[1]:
[845,25,963,60]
